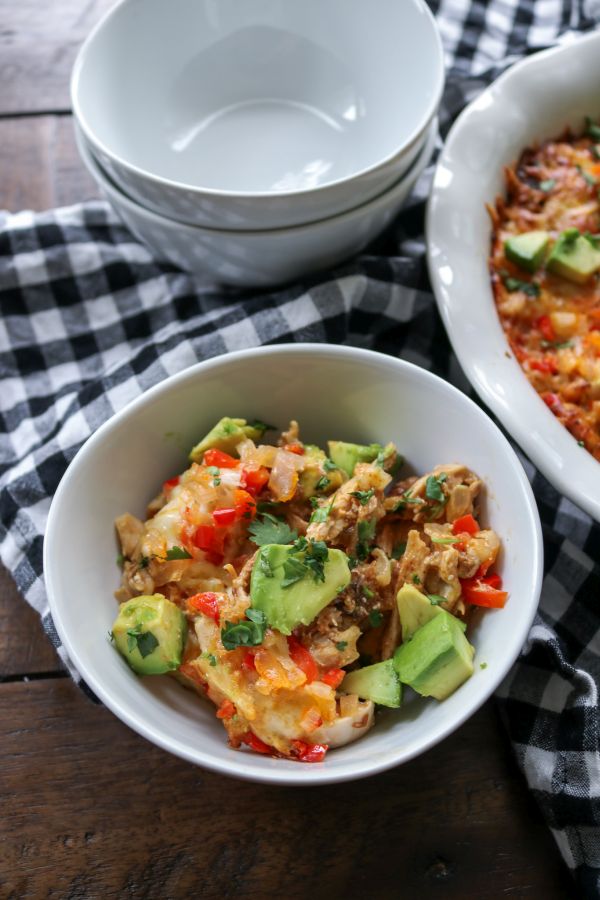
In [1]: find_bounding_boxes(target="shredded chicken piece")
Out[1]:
[115,513,145,560]
[388,464,482,524]
[306,462,391,552]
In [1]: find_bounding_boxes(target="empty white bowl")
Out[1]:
[44,344,543,785]
[71,0,444,230]
[76,118,438,288]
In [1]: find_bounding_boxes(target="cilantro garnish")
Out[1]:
[249,419,274,434]
[480,662,488,670]
[358,519,376,542]
[392,542,407,559]
[540,339,574,350]
[310,506,329,524]
[259,554,274,578]
[577,164,596,187]
[126,625,159,658]
[281,556,308,588]
[323,458,338,473]
[578,440,585,447]
[351,489,374,506]
[248,513,298,547]
[116,553,125,568]
[585,116,600,142]
[206,465,221,486]
[163,546,193,561]
[369,610,383,627]
[503,275,540,297]
[315,475,330,492]
[336,641,348,651]
[303,540,329,582]
[363,586,374,601]
[202,652,218,667]
[428,594,446,606]
[412,574,421,585]
[221,609,267,650]
[585,232,600,249]
[538,179,555,192]
[425,473,448,504]
[139,556,150,569]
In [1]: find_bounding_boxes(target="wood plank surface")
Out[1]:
[0,679,573,899]
[0,0,114,115]
[0,116,99,212]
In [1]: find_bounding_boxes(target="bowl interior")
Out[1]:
[73,0,442,194]
[427,31,600,521]
[45,346,541,784]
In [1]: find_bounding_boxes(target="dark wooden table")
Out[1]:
[0,3,575,897]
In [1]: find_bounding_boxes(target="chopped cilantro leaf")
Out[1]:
[116,553,125,568]
[358,519,376,543]
[202,652,218,667]
[323,458,338,472]
[303,540,329,583]
[281,556,307,588]
[163,546,193,561]
[126,630,159,658]
[577,164,596,187]
[139,556,150,569]
[585,116,600,142]
[503,275,540,297]
[427,594,446,606]
[335,641,348,651]
[363,585,374,599]
[351,489,374,506]
[539,178,555,192]
[480,662,488,670]
[206,466,220,476]
[412,574,421,584]
[310,506,329,524]
[585,232,600,249]
[540,339,574,350]
[259,554,274,578]
[392,542,407,559]
[249,419,274,433]
[315,475,330,492]
[425,474,448,504]
[221,609,267,650]
[248,513,298,547]
[578,440,585,447]
[369,610,383,627]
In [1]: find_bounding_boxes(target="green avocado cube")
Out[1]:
[189,417,269,462]
[250,543,350,635]
[341,659,402,708]
[327,440,383,477]
[393,611,474,700]
[397,583,466,642]
[504,230,550,273]
[547,229,600,284]
[112,594,187,675]
[298,445,344,499]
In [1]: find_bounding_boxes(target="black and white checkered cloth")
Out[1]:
[1,0,600,892]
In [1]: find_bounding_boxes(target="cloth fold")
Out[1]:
[2,0,600,893]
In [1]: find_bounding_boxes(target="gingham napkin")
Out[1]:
[1,0,600,893]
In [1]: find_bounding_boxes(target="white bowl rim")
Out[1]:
[425,30,600,523]
[70,0,444,201]
[77,117,438,237]
[44,343,543,785]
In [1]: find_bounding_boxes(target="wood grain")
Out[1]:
[0,116,99,212]
[0,0,114,115]
[0,679,573,899]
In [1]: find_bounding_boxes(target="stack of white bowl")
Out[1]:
[72,0,444,288]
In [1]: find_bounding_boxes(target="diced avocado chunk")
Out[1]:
[393,611,474,700]
[298,445,344,499]
[547,229,600,284]
[250,543,351,635]
[397,583,466,642]
[341,659,402,708]
[327,440,383,477]
[504,230,550,273]
[112,593,187,675]
[189,417,268,462]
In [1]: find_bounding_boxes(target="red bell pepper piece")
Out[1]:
[241,651,256,672]
[529,357,558,375]
[212,507,237,527]
[187,591,221,622]
[285,442,305,455]
[203,448,239,468]
[162,475,180,494]
[451,514,479,536]
[240,466,270,496]
[216,699,236,719]
[287,637,318,682]
[241,731,276,755]
[536,314,556,343]
[460,574,508,608]
[290,740,328,763]
[234,489,257,521]
[321,667,345,689]
[193,525,225,565]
